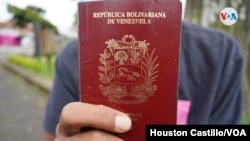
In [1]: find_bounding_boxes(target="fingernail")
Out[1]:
[115,115,132,132]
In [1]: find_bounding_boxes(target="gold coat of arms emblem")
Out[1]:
[98,35,159,104]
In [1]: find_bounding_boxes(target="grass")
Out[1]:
[241,114,250,125]
[8,54,56,80]
[36,56,56,79]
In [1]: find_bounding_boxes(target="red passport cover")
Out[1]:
[78,0,182,140]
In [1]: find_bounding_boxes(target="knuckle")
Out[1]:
[60,102,79,126]
[86,130,106,140]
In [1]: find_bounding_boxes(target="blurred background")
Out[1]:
[0,0,249,140]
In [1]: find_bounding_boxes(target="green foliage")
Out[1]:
[241,114,250,125]
[8,55,42,72]
[7,4,58,34]
[8,55,56,79]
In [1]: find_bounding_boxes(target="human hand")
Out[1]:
[54,102,132,141]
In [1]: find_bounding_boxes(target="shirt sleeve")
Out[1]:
[43,39,79,135]
[209,34,244,124]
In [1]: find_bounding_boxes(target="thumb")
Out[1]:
[57,102,132,136]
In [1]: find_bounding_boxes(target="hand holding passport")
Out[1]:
[55,102,131,141]
[55,0,182,140]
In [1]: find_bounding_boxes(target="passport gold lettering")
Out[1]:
[93,12,166,18]
[93,11,125,18]
[116,19,151,24]
[126,12,166,18]
[125,112,143,121]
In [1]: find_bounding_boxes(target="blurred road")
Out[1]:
[0,56,49,141]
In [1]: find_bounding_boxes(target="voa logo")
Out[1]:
[220,7,238,25]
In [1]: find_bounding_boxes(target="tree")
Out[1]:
[7,4,60,71]
[7,4,58,34]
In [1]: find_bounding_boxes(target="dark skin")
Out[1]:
[41,102,132,141]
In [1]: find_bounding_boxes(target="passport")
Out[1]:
[78,0,182,140]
